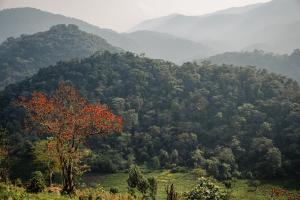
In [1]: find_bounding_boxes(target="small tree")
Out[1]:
[127,165,149,199]
[184,177,227,200]
[19,82,122,194]
[151,156,160,169]
[148,177,158,200]
[27,171,46,193]
[33,138,60,186]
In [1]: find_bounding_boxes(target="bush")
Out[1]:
[223,180,232,188]
[0,183,28,200]
[127,165,149,196]
[184,177,227,200]
[26,171,46,193]
[110,187,119,194]
[148,177,158,200]
[170,166,188,173]
[248,180,261,191]
[244,171,253,179]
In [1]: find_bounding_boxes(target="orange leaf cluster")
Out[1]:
[18,82,122,143]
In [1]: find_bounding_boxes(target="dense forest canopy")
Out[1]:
[203,49,300,82]
[1,52,299,181]
[0,24,120,90]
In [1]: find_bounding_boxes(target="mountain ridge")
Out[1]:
[130,0,300,54]
[0,7,211,63]
[0,24,121,90]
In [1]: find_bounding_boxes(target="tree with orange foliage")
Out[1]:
[18,82,122,194]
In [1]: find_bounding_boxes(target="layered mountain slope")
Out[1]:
[0,7,211,63]
[0,7,135,49]
[124,31,212,63]
[204,49,300,82]
[131,0,300,54]
[0,24,121,89]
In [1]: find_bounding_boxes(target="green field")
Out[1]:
[1,171,299,200]
[85,171,197,200]
[84,170,300,200]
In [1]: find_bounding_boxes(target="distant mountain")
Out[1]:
[0,7,211,63]
[0,7,135,49]
[202,49,300,82]
[124,31,212,63]
[129,3,263,33]
[0,24,121,90]
[131,0,300,54]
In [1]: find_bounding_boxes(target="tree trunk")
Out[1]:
[61,159,75,195]
[48,170,53,186]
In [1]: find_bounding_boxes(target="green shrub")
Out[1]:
[127,165,149,196]
[248,180,261,191]
[148,177,158,200]
[223,180,232,188]
[184,177,227,200]
[0,183,28,200]
[26,171,46,193]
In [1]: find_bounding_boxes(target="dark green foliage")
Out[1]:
[0,128,9,182]
[184,177,227,200]
[223,180,232,189]
[26,171,45,193]
[87,153,120,173]
[248,137,282,178]
[127,165,149,198]
[109,187,119,194]
[148,177,158,200]
[0,52,300,180]
[247,180,261,191]
[165,184,179,200]
[150,157,160,169]
[0,24,120,89]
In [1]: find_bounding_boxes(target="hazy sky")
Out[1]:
[0,0,271,32]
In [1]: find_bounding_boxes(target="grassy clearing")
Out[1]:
[85,171,197,200]
[2,171,299,199]
[228,179,300,200]
[84,171,300,200]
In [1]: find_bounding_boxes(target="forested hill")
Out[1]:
[0,7,212,64]
[203,49,300,82]
[1,52,300,180]
[0,24,120,90]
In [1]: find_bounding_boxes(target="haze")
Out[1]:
[0,0,270,32]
